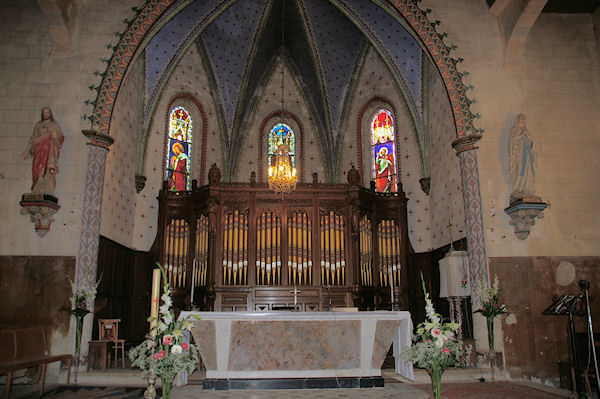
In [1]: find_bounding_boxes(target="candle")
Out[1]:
[190,259,196,307]
[150,268,161,337]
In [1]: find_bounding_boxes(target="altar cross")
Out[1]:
[290,285,301,305]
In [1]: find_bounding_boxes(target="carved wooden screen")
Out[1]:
[320,211,346,286]
[222,210,248,285]
[164,218,189,288]
[378,219,401,288]
[288,212,312,286]
[194,215,209,287]
[359,215,373,286]
[256,212,282,285]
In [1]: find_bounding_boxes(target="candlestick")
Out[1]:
[150,268,161,337]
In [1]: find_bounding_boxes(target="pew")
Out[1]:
[0,327,71,398]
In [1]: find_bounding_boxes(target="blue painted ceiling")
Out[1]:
[143,0,426,176]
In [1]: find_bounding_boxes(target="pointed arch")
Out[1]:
[163,93,208,186]
[258,111,305,183]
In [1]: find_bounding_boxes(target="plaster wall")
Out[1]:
[492,256,600,383]
[427,59,465,250]
[236,61,324,184]
[133,44,222,251]
[424,0,600,256]
[0,0,139,255]
[341,47,433,252]
[100,56,142,248]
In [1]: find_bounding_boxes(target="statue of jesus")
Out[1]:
[22,107,65,196]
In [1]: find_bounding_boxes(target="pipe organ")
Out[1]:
[151,166,410,312]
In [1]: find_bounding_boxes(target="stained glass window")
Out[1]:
[268,123,295,170]
[165,105,193,191]
[371,109,397,193]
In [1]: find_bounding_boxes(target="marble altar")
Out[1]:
[179,311,414,385]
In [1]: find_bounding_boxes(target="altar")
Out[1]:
[179,311,414,389]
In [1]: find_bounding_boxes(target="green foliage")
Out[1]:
[129,263,200,385]
[402,273,471,374]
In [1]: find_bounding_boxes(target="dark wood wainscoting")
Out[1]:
[95,236,151,345]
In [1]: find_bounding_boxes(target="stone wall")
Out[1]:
[0,256,74,357]
[0,0,139,255]
[423,0,600,256]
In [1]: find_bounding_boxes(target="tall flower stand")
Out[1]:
[73,315,85,383]
[487,317,496,381]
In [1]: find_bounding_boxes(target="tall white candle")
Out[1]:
[150,269,161,337]
[190,259,196,307]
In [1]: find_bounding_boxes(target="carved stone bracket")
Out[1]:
[134,174,147,193]
[504,200,547,240]
[19,193,60,236]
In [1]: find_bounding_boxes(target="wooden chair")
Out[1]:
[98,319,125,368]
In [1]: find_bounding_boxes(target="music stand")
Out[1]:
[544,294,585,396]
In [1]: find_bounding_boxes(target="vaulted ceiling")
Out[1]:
[141,0,427,178]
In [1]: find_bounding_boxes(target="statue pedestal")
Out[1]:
[20,193,60,237]
[504,199,547,240]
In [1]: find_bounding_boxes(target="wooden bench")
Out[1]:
[0,326,72,398]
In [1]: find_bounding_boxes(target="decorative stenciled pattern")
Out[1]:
[302,0,365,133]
[456,147,489,302]
[392,0,476,138]
[93,0,174,135]
[428,63,464,249]
[76,135,113,292]
[336,0,424,135]
[200,0,266,130]
[144,0,224,126]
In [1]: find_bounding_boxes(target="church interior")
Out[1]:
[1,0,600,395]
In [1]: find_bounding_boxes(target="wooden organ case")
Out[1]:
[150,166,410,313]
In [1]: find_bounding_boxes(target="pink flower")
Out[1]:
[163,335,173,345]
[158,350,166,359]
[441,348,450,354]
[431,328,442,337]
[181,342,188,350]
[152,352,161,360]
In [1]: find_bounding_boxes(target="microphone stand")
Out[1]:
[580,280,600,393]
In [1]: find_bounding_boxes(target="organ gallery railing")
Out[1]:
[151,165,409,312]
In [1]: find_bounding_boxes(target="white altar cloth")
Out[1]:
[179,311,414,381]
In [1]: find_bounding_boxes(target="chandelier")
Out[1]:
[267,0,297,195]
[268,144,297,194]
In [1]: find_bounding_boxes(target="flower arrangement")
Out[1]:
[402,274,471,399]
[129,264,199,399]
[475,273,507,379]
[60,275,101,356]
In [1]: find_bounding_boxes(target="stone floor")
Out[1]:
[2,368,582,399]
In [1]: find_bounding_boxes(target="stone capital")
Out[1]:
[452,133,483,155]
[82,129,114,150]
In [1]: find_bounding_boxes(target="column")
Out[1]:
[452,133,492,357]
[452,133,489,300]
[75,129,113,361]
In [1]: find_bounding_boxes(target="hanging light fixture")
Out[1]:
[268,0,297,195]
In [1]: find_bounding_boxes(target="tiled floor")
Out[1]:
[2,368,578,399]
[171,384,428,399]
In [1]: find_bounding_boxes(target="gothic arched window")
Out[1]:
[165,105,193,191]
[371,109,397,193]
[267,123,295,170]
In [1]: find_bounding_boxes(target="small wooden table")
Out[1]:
[87,340,109,371]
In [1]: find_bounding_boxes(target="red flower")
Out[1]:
[441,348,450,354]
[163,335,173,345]
[181,342,188,350]
[158,350,166,359]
